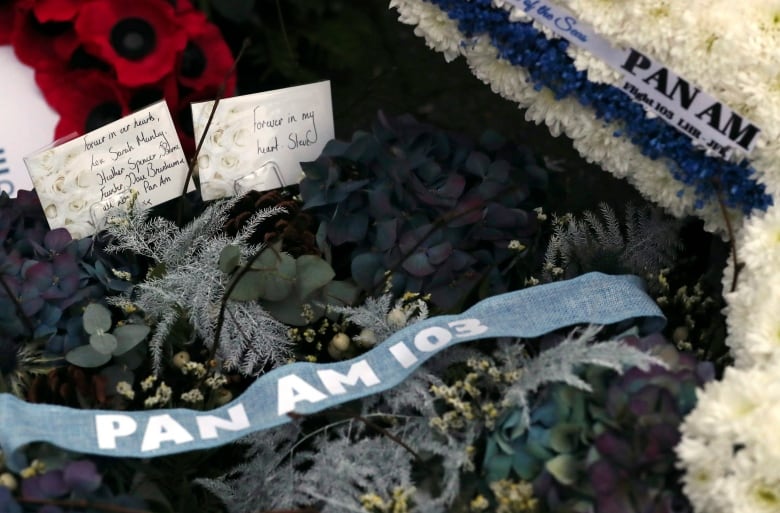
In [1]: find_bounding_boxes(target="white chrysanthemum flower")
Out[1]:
[737,205,780,279]
[682,365,780,440]
[465,37,537,104]
[679,361,780,513]
[727,446,780,513]
[676,436,732,513]
[391,0,463,62]
[734,290,780,367]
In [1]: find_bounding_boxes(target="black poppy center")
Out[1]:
[85,102,122,132]
[130,89,164,111]
[110,17,157,61]
[181,42,207,79]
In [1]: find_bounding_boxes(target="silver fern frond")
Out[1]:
[542,202,680,282]
[105,197,293,375]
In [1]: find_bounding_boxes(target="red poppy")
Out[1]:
[36,68,129,138]
[0,1,27,45]
[172,0,196,14]
[33,0,81,22]
[127,70,179,118]
[74,0,187,87]
[11,3,79,69]
[176,10,236,93]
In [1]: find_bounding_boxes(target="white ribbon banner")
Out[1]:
[508,0,760,157]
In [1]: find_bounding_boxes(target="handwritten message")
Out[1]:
[0,46,59,197]
[24,101,192,239]
[191,81,334,201]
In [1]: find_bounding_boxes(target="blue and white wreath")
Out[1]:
[390,0,780,511]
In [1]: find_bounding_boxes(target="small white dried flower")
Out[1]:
[181,389,204,403]
[116,381,135,400]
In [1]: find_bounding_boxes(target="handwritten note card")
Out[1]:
[191,81,334,201]
[24,101,192,239]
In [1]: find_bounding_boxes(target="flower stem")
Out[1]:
[177,38,250,225]
[712,180,742,292]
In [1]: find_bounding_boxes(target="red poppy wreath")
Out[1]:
[1,0,236,156]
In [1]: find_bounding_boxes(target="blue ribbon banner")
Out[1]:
[0,273,665,471]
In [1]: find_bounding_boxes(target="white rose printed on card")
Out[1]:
[24,101,193,239]
[192,80,334,201]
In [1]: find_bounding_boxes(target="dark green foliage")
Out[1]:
[221,243,359,325]
[0,191,138,365]
[0,459,148,513]
[542,203,680,285]
[300,113,547,311]
[483,333,713,513]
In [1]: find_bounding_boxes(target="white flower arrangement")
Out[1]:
[390,0,780,511]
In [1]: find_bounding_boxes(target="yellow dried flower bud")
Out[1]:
[173,351,191,369]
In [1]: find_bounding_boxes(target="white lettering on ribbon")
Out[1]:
[277,374,329,415]
[196,404,251,439]
[141,414,195,452]
[317,360,381,395]
[95,414,138,449]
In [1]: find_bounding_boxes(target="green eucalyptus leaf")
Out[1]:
[113,324,151,355]
[66,345,112,368]
[83,303,112,335]
[229,270,264,301]
[295,255,335,300]
[114,344,146,371]
[261,296,325,326]
[322,280,360,307]
[90,332,118,355]
[257,253,296,301]
[218,245,241,274]
[249,246,283,271]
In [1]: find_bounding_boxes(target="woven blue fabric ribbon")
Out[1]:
[0,272,664,471]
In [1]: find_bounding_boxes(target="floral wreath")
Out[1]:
[0,0,236,156]
[390,0,780,510]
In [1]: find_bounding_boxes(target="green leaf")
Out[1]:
[258,253,296,301]
[229,270,264,301]
[249,246,283,271]
[114,345,146,371]
[90,332,118,355]
[261,295,324,326]
[66,345,112,368]
[113,324,151,355]
[218,245,241,274]
[83,303,112,335]
[322,280,360,307]
[295,255,335,300]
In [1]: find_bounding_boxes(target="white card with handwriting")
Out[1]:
[24,101,192,239]
[191,80,334,201]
